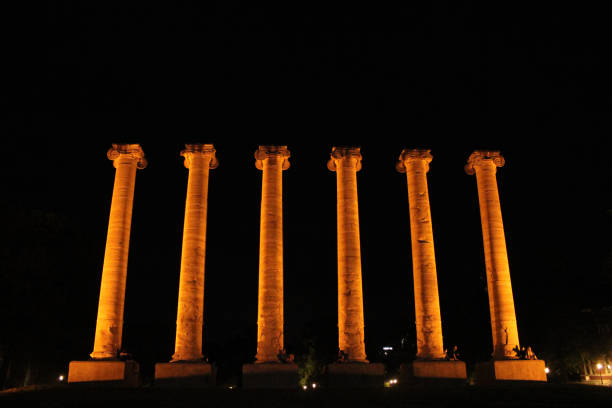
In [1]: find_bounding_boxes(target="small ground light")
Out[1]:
[597,363,603,370]
[302,385,308,390]
[311,383,317,389]
[384,378,399,387]
[608,365,611,370]
[58,375,64,382]
[544,367,550,374]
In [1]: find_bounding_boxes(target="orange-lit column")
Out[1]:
[172,144,218,362]
[396,149,445,360]
[465,151,520,359]
[255,146,290,363]
[328,147,368,363]
[90,144,147,359]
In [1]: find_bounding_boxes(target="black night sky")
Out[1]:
[1,3,611,385]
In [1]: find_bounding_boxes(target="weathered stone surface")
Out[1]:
[397,149,445,360]
[465,151,520,360]
[328,147,368,363]
[172,144,217,362]
[242,363,299,388]
[474,360,547,383]
[255,146,290,362]
[154,362,215,387]
[68,360,139,386]
[90,144,146,360]
[325,363,385,387]
[400,360,467,380]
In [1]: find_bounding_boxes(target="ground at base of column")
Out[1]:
[154,362,216,387]
[242,363,299,388]
[324,362,385,388]
[67,360,139,387]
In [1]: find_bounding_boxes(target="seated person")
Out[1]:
[277,348,295,363]
[448,345,459,361]
[525,346,537,360]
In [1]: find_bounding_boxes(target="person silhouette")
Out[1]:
[525,346,537,360]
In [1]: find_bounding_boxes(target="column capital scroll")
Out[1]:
[180,144,219,169]
[465,150,505,175]
[254,145,290,170]
[327,146,362,172]
[396,149,433,173]
[107,144,147,169]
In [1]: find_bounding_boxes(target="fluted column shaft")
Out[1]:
[91,144,146,359]
[466,151,519,359]
[172,145,217,361]
[329,147,368,363]
[398,150,445,360]
[255,146,290,362]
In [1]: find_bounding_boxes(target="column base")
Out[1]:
[242,363,299,388]
[399,360,467,384]
[154,362,216,387]
[474,359,547,384]
[68,360,139,386]
[325,362,385,388]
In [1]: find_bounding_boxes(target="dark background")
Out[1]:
[1,2,610,385]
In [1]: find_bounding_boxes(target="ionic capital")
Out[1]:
[396,149,432,173]
[180,144,219,169]
[254,145,290,170]
[327,146,362,172]
[465,150,505,175]
[107,144,147,169]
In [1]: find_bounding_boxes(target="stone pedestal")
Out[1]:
[154,362,215,387]
[325,363,385,388]
[242,363,299,388]
[68,360,139,386]
[400,360,466,383]
[474,360,547,383]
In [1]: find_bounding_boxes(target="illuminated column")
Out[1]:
[465,151,520,359]
[172,144,218,362]
[90,144,147,359]
[255,146,290,363]
[328,147,368,363]
[396,149,445,360]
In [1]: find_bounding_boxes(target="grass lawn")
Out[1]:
[2,383,612,407]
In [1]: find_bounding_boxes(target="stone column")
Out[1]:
[465,150,520,359]
[328,146,368,363]
[254,146,290,363]
[396,149,445,360]
[90,144,147,359]
[172,144,218,362]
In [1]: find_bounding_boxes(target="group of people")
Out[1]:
[282,344,536,363]
[337,350,349,363]
[513,345,538,360]
[444,345,460,361]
